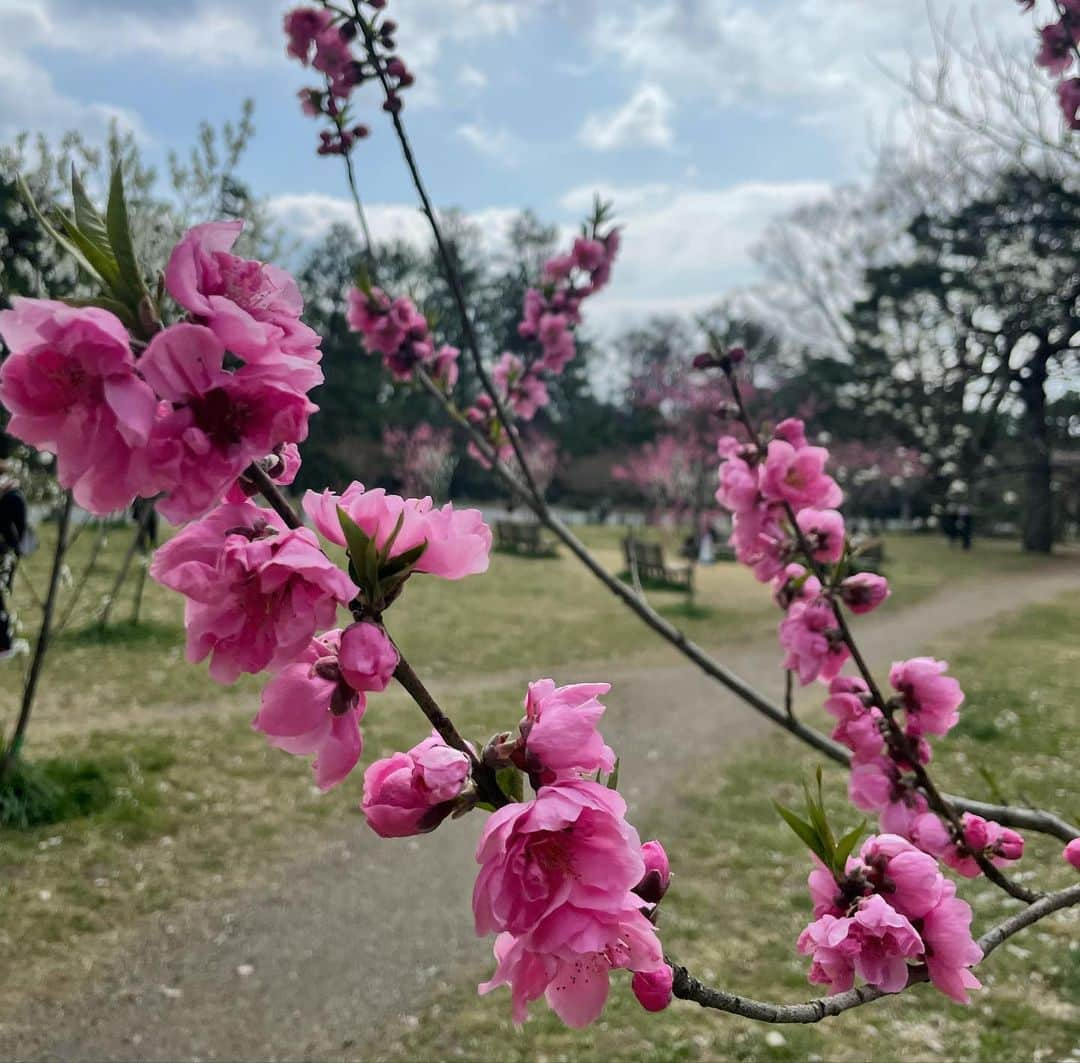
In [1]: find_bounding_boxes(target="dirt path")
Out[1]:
[5,567,1079,1061]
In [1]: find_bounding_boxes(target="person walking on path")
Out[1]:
[0,454,29,660]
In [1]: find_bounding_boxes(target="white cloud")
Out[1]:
[579,83,674,151]
[266,193,521,257]
[458,64,489,89]
[0,39,144,142]
[583,0,1040,150]
[572,179,833,332]
[456,123,523,165]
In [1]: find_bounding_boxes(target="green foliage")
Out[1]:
[774,766,864,879]
[0,757,114,829]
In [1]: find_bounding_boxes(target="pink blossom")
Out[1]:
[430,344,460,391]
[224,443,302,504]
[839,572,890,614]
[825,676,885,761]
[519,679,615,780]
[1036,21,1075,76]
[889,657,964,737]
[808,860,845,918]
[473,780,645,938]
[338,621,399,692]
[0,298,155,514]
[479,904,663,1028]
[858,834,944,920]
[303,482,491,580]
[920,881,983,1004]
[760,439,842,512]
[1059,77,1080,129]
[283,7,333,62]
[571,237,606,272]
[361,733,471,838]
[773,563,823,610]
[773,417,808,449]
[780,598,850,685]
[149,502,356,683]
[798,894,922,994]
[165,221,321,364]
[543,254,574,281]
[796,508,845,563]
[923,814,1025,878]
[634,840,671,904]
[715,455,760,514]
[849,758,930,835]
[346,287,431,378]
[1064,838,1080,869]
[631,966,673,1013]
[312,26,356,97]
[138,323,317,522]
[493,352,549,421]
[252,629,365,790]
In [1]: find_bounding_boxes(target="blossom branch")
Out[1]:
[670,882,1080,1023]
[722,365,1043,904]
[350,7,546,504]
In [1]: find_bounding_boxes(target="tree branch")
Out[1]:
[670,882,1080,1023]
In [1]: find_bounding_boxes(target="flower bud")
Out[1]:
[996,827,1024,862]
[727,345,746,365]
[692,352,720,370]
[839,572,890,615]
[633,839,671,904]
[1064,839,1080,870]
[632,966,674,1012]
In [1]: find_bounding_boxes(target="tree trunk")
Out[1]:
[1020,360,1054,554]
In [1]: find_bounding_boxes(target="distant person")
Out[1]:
[131,496,159,553]
[943,506,959,548]
[957,505,974,551]
[0,456,29,661]
[697,525,715,565]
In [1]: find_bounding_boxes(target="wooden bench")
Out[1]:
[494,521,558,558]
[621,538,694,593]
[849,536,886,574]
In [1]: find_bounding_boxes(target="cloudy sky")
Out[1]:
[0,0,1046,330]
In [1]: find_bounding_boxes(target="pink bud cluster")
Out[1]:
[715,417,889,686]
[465,224,620,463]
[799,834,983,1003]
[1024,0,1080,128]
[0,221,321,523]
[346,286,460,391]
[284,3,414,154]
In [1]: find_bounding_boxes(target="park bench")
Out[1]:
[621,537,694,593]
[494,520,558,558]
[850,536,886,574]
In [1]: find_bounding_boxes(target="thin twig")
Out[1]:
[670,882,1080,1023]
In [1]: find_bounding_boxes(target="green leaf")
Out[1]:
[802,769,835,857]
[496,767,524,804]
[56,210,123,291]
[606,757,620,791]
[832,820,866,878]
[17,174,103,283]
[57,296,136,329]
[774,801,831,869]
[106,165,151,308]
[337,506,380,599]
[379,510,407,564]
[380,540,428,581]
[70,167,114,263]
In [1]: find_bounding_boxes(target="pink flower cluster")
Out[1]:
[465,224,620,461]
[799,833,983,1003]
[0,222,322,523]
[1025,0,1080,128]
[475,781,669,1027]
[346,286,459,390]
[284,3,415,153]
[715,417,889,687]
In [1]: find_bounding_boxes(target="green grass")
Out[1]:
[364,593,1080,1062]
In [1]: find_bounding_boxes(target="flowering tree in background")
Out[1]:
[0,0,1077,1036]
[613,435,709,523]
[381,423,455,501]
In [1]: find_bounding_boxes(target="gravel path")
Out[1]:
[5,567,1079,1061]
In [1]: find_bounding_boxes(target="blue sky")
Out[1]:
[0,0,1045,331]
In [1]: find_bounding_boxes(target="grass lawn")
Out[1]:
[0,520,1075,1047]
[365,592,1080,1062]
